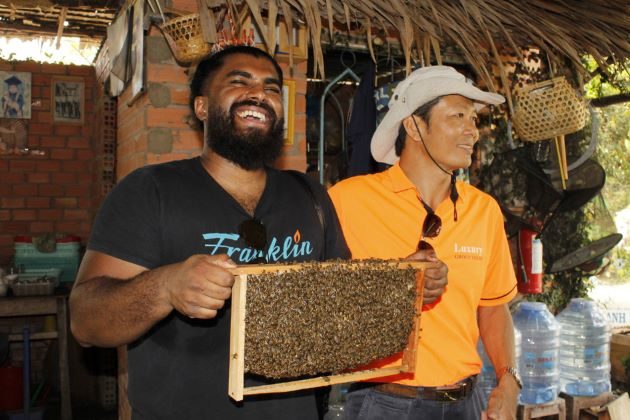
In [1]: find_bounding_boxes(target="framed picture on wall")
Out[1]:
[127,0,145,105]
[0,71,32,119]
[282,80,295,145]
[52,76,84,124]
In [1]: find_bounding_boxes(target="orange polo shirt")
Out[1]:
[328,163,517,386]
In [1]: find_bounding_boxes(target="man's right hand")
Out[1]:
[405,249,448,305]
[163,254,237,319]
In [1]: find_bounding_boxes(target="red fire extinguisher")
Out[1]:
[517,226,543,294]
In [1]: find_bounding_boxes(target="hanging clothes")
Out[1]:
[347,61,377,177]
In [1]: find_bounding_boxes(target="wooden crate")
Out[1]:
[559,392,614,420]
[518,399,567,420]
[610,329,630,384]
[228,261,427,401]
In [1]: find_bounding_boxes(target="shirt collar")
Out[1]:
[386,163,467,204]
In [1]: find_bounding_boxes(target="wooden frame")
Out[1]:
[51,76,84,124]
[228,261,427,401]
[282,80,295,145]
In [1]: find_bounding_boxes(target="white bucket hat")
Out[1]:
[371,65,505,164]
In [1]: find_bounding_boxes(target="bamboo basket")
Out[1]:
[159,13,212,63]
[512,77,588,142]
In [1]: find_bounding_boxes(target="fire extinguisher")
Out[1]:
[517,226,543,294]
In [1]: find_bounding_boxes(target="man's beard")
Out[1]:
[205,100,284,170]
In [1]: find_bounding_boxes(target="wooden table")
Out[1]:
[0,290,72,420]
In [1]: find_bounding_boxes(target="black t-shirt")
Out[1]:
[88,157,350,420]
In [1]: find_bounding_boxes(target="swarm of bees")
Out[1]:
[244,260,417,378]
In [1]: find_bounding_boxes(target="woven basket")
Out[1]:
[512,77,587,142]
[160,13,212,63]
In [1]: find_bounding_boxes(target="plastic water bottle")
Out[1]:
[556,298,611,396]
[324,384,349,419]
[512,302,560,404]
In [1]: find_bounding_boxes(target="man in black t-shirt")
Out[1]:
[69,46,350,419]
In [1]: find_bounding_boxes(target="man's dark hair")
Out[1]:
[189,46,283,128]
[394,96,442,157]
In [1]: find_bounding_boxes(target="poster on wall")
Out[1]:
[52,76,85,124]
[0,71,32,119]
[0,119,29,154]
[128,0,145,105]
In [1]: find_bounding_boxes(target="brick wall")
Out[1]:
[0,61,97,266]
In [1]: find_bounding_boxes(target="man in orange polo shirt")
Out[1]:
[329,66,520,420]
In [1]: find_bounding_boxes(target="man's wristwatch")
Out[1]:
[497,366,522,389]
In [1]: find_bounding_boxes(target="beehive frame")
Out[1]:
[228,261,427,401]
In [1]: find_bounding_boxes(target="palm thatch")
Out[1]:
[229,0,629,91]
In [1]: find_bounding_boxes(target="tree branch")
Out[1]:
[590,94,630,107]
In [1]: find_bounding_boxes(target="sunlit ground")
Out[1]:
[0,35,99,65]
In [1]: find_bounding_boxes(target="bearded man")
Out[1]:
[70,46,350,420]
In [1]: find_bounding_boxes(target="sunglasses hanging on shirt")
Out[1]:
[238,218,267,263]
[418,199,442,251]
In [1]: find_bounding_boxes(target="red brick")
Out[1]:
[27,197,50,208]
[69,66,95,77]
[13,209,37,221]
[64,209,89,220]
[34,110,52,124]
[1,198,25,208]
[30,221,54,233]
[28,123,52,135]
[9,160,37,172]
[12,184,38,196]
[0,184,10,197]
[27,172,50,183]
[1,222,29,233]
[76,149,95,160]
[56,221,85,233]
[55,197,78,208]
[44,63,68,75]
[38,209,63,221]
[175,130,203,150]
[0,210,10,221]
[67,138,90,149]
[0,159,8,171]
[147,108,190,128]
[14,61,42,73]
[51,172,77,184]
[62,160,90,173]
[65,184,90,197]
[147,64,189,84]
[171,87,191,105]
[36,160,62,172]
[55,125,82,136]
[31,74,48,86]
[39,136,65,148]
[1,172,26,183]
[50,149,75,160]
[39,184,64,196]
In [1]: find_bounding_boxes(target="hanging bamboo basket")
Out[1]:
[160,13,212,63]
[512,77,588,142]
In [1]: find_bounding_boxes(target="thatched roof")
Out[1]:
[2,0,629,91]
[251,0,630,88]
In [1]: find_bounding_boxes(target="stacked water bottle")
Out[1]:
[510,299,612,406]
[556,298,611,397]
[512,301,560,404]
